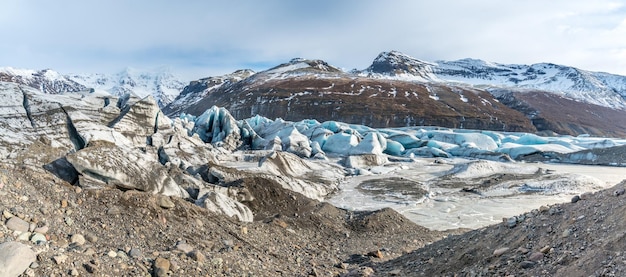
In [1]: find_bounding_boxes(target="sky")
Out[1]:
[1,0,625,80]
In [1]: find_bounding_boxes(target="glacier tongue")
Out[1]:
[4,79,626,225]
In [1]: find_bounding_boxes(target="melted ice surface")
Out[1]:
[328,158,625,231]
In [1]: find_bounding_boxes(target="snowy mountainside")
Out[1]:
[174,58,536,133]
[162,69,255,117]
[0,66,187,107]
[0,67,87,94]
[362,51,626,110]
[68,67,187,107]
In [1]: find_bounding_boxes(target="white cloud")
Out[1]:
[1,0,625,78]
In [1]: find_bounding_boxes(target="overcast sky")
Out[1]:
[1,0,625,80]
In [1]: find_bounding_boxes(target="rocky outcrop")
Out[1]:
[0,81,348,222]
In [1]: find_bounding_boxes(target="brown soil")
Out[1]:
[374,180,626,276]
[0,165,456,277]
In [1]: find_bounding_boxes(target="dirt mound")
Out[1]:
[375,180,626,276]
[0,165,454,276]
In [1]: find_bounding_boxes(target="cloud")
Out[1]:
[1,0,625,79]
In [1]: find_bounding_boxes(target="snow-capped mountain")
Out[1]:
[0,66,187,107]
[362,51,626,110]
[0,67,87,94]
[162,69,255,116]
[168,53,626,137]
[68,67,187,107]
[170,57,536,133]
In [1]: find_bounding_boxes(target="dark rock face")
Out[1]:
[494,89,626,137]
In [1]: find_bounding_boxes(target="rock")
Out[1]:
[71,234,86,245]
[540,246,551,254]
[17,232,31,241]
[529,252,544,262]
[367,249,384,259]
[211,257,223,266]
[493,247,510,256]
[0,242,37,277]
[61,200,68,208]
[64,217,74,226]
[562,229,571,238]
[129,248,143,258]
[154,257,171,277]
[5,217,29,232]
[520,261,536,269]
[107,251,117,258]
[571,195,580,203]
[189,249,206,263]
[506,217,517,228]
[52,254,68,264]
[347,266,375,276]
[84,248,96,256]
[389,269,402,276]
[70,268,79,276]
[175,242,194,254]
[30,233,47,243]
[614,188,625,196]
[2,210,14,219]
[158,196,175,209]
[84,262,97,273]
[85,233,98,243]
[241,226,248,235]
[116,250,128,259]
[33,224,48,234]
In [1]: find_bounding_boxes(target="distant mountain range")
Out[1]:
[165,51,626,137]
[3,50,626,136]
[0,67,186,107]
[362,51,626,110]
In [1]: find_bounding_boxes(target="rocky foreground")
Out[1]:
[3,161,626,276]
[0,163,460,277]
[2,80,626,276]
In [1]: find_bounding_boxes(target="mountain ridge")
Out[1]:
[0,66,188,107]
[165,52,626,137]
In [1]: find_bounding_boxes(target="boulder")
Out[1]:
[0,242,36,277]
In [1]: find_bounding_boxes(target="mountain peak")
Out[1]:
[263,58,342,76]
[365,51,438,82]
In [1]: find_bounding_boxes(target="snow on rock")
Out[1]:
[197,190,253,222]
[446,160,539,179]
[343,154,388,169]
[66,141,189,198]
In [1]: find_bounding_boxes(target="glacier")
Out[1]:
[3,80,626,230]
[180,107,626,168]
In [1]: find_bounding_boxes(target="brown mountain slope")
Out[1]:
[182,75,535,132]
[496,90,626,137]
